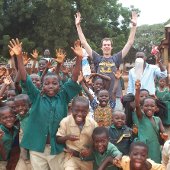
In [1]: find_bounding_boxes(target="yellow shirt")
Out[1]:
[118,156,165,170]
[57,115,98,152]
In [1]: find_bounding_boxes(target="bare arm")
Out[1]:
[8,39,27,81]
[135,80,142,119]
[30,49,39,74]
[122,11,137,58]
[110,70,121,101]
[92,73,111,90]
[75,12,92,58]
[81,81,94,102]
[71,40,83,82]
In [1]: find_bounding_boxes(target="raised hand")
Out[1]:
[71,40,83,60]
[77,71,84,83]
[160,132,168,141]
[75,12,81,26]
[55,48,66,64]
[9,50,15,57]
[131,11,138,26]
[3,75,12,86]
[31,49,39,60]
[22,52,31,66]
[8,38,22,56]
[113,69,123,79]
[0,67,7,78]
[135,79,141,90]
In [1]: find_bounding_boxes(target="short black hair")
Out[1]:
[72,96,89,107]
[140,89,149,94]
[43,72,59,81]
[129,142,148,154]
[0,106,13,117]
[92,127,109,139]
[141,96,155,106]
[14,94,31,105]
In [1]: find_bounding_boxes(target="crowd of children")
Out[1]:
[0,12,169,170]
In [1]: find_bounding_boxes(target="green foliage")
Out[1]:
[134,24,164,56]
[0,0,135,60]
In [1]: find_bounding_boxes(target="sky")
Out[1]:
[119,0,170,26]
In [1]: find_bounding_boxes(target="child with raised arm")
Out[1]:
[133,80,168,163]
[8,38,82,170]
[82,69,122,127]
[56,96,98,170]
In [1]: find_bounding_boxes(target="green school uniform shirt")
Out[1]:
[85,142,121,170]
[0,124,19,160]
[20,75,81,155]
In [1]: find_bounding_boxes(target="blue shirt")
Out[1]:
[127,63,167,95]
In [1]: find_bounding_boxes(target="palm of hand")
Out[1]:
[31,50,39,60]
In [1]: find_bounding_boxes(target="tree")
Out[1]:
[134,24,164,56]
[0,0,134,61]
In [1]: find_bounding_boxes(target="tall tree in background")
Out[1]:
[0,0,134,61]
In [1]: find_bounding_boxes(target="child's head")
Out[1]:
[158,78,166,88]
[141,97,156,118]
[139,89,149,105]
[7,89,16,100]
[5,100,17,115]
[0,106,16,128]
[14,94,31,116]
[71,96,89,125]
[93,78,104,93]
[42,73,60,97]
[112,110,126,128]
[38,58,48,72]
[92,127,109,154]
[97,89,109,107]
[30,74,41,89]
[129,142,148,169]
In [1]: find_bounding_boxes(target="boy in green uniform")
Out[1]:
[81,127,122,170]
[9,39,83,170]
[0,106,19,170]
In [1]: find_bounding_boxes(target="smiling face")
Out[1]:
[7,90,16,100]
[72,101,89,126]
[0,107,15,129]
[42,75,59,97]
[101,40,113,57]
[30,74,41,89]
[93,133,109,154]
[97,90,109,107]
[130,146,148,169]
[112,111,126,128]
[38,59,48,72]
[14,99,30,116]
[142,98,156,118]
[93,79,104,93]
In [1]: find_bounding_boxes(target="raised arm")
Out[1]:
[89,73,111,90]
[71,40,83,82]
[55,48,66,75]
[8,39,27,81]
[122,11,137,58]
[0,76,12,98]
[75,12,92,58]
[30,49,39,74]
[135,80,142,119]
[111,69,122,101]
